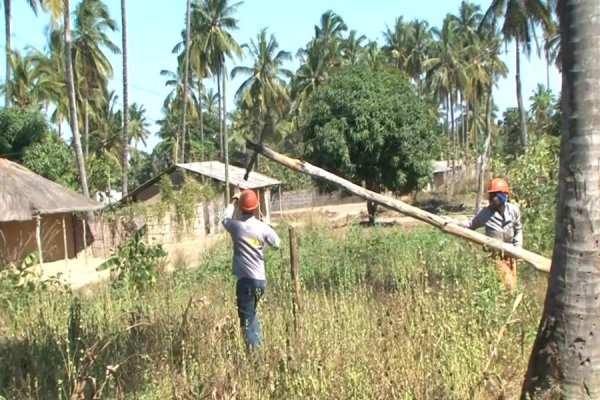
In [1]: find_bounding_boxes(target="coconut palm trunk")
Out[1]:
[198,79,204,160]
[64,0,90,199]
[181,0,191,163]
[4,0,11,107]
[121,0,129,195]
[222,64,230,200]
[521,0,600,396]
[475,66,494,213]
[217,70,223,160]
[84,99,89,159]
[515,41,528,150]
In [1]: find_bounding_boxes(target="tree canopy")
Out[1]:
[300,64,442,196]
[0,107,50,162]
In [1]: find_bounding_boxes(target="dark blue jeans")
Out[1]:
[236,277,266,350]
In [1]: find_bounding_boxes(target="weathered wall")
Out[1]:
[270,189,363,211]
[0,213,76,266]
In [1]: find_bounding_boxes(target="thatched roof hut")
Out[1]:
[0,158,104,222]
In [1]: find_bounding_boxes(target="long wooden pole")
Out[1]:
[246,140,552,273]
[62,215,68,269]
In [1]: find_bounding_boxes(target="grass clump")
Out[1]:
[0,222,547,399]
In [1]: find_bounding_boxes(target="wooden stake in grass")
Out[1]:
[34,213,43,270]
[62,215,68,269]
[288,227,303,330]
[247,140,551,274]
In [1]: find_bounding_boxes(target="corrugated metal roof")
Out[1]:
[431,159,471,174]
[176,161,281,189]
[431,160,452,174]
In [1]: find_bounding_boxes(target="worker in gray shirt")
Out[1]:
[448,178,522,290]
[222,188,280,350]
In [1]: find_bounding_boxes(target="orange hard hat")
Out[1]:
[487,178,510,194]
[239,189,259,212]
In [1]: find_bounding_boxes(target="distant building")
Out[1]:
[0,159,104,267]
[427,157,481,192]
[95,189,122,205]
[118,161,282,244]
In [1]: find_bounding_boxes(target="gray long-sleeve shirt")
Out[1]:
[458,202,523,247]
[221,204,281,280]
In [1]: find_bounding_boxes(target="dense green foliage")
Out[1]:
[0,108,50,162]
[22,132,80,190]
[301,65,442,194]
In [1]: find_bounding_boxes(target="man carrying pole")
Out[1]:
[221,188,281,350]
[448,178,523,290]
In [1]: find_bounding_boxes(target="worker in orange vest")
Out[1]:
[448,178,522,290]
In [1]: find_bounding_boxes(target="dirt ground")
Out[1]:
[40,198,475,291]
[40,235,225,291]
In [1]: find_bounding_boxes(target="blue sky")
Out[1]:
[2,0,560,152]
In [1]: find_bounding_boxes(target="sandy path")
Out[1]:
[39,234,226,291]
[272,201,473,226]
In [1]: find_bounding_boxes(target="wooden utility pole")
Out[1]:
[246,140,551,273]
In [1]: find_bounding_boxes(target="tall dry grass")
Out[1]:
[0,221,547,399]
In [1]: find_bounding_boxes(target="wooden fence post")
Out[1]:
[288,227,303,322]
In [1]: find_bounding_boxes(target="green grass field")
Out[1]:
[0,221,549,399]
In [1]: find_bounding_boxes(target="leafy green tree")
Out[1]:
[300,64,442,223]
[22,132,79,190]
[0,107,50,162]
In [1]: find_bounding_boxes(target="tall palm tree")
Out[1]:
[528,83,555,135]
[452,1,488,146]
[522,0,600,396]
[127,102,151,147]
[426,15,468,192]
[72,0,120,160]
[42,0,90,198]
[382,17,410,70]
[160,65,198,161]
[426,15,467,143]
[543,17,560,77]
[172,22,212,161]
[482,0,551,150]
[160,67,198,118]
[202,87,218,114]
[194,0,243,199]
[405,19,432,96]
[121,0,129,194]
[30,25,69,134]
[314,10,347,40]
[341,29,366,65]
[3,0,42,108]
[291,39,328,115]
[363,41,385,71]
[65,0,90,197]
[231,28,292,162]
[181,0,192,163]
[0,49,60,108]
